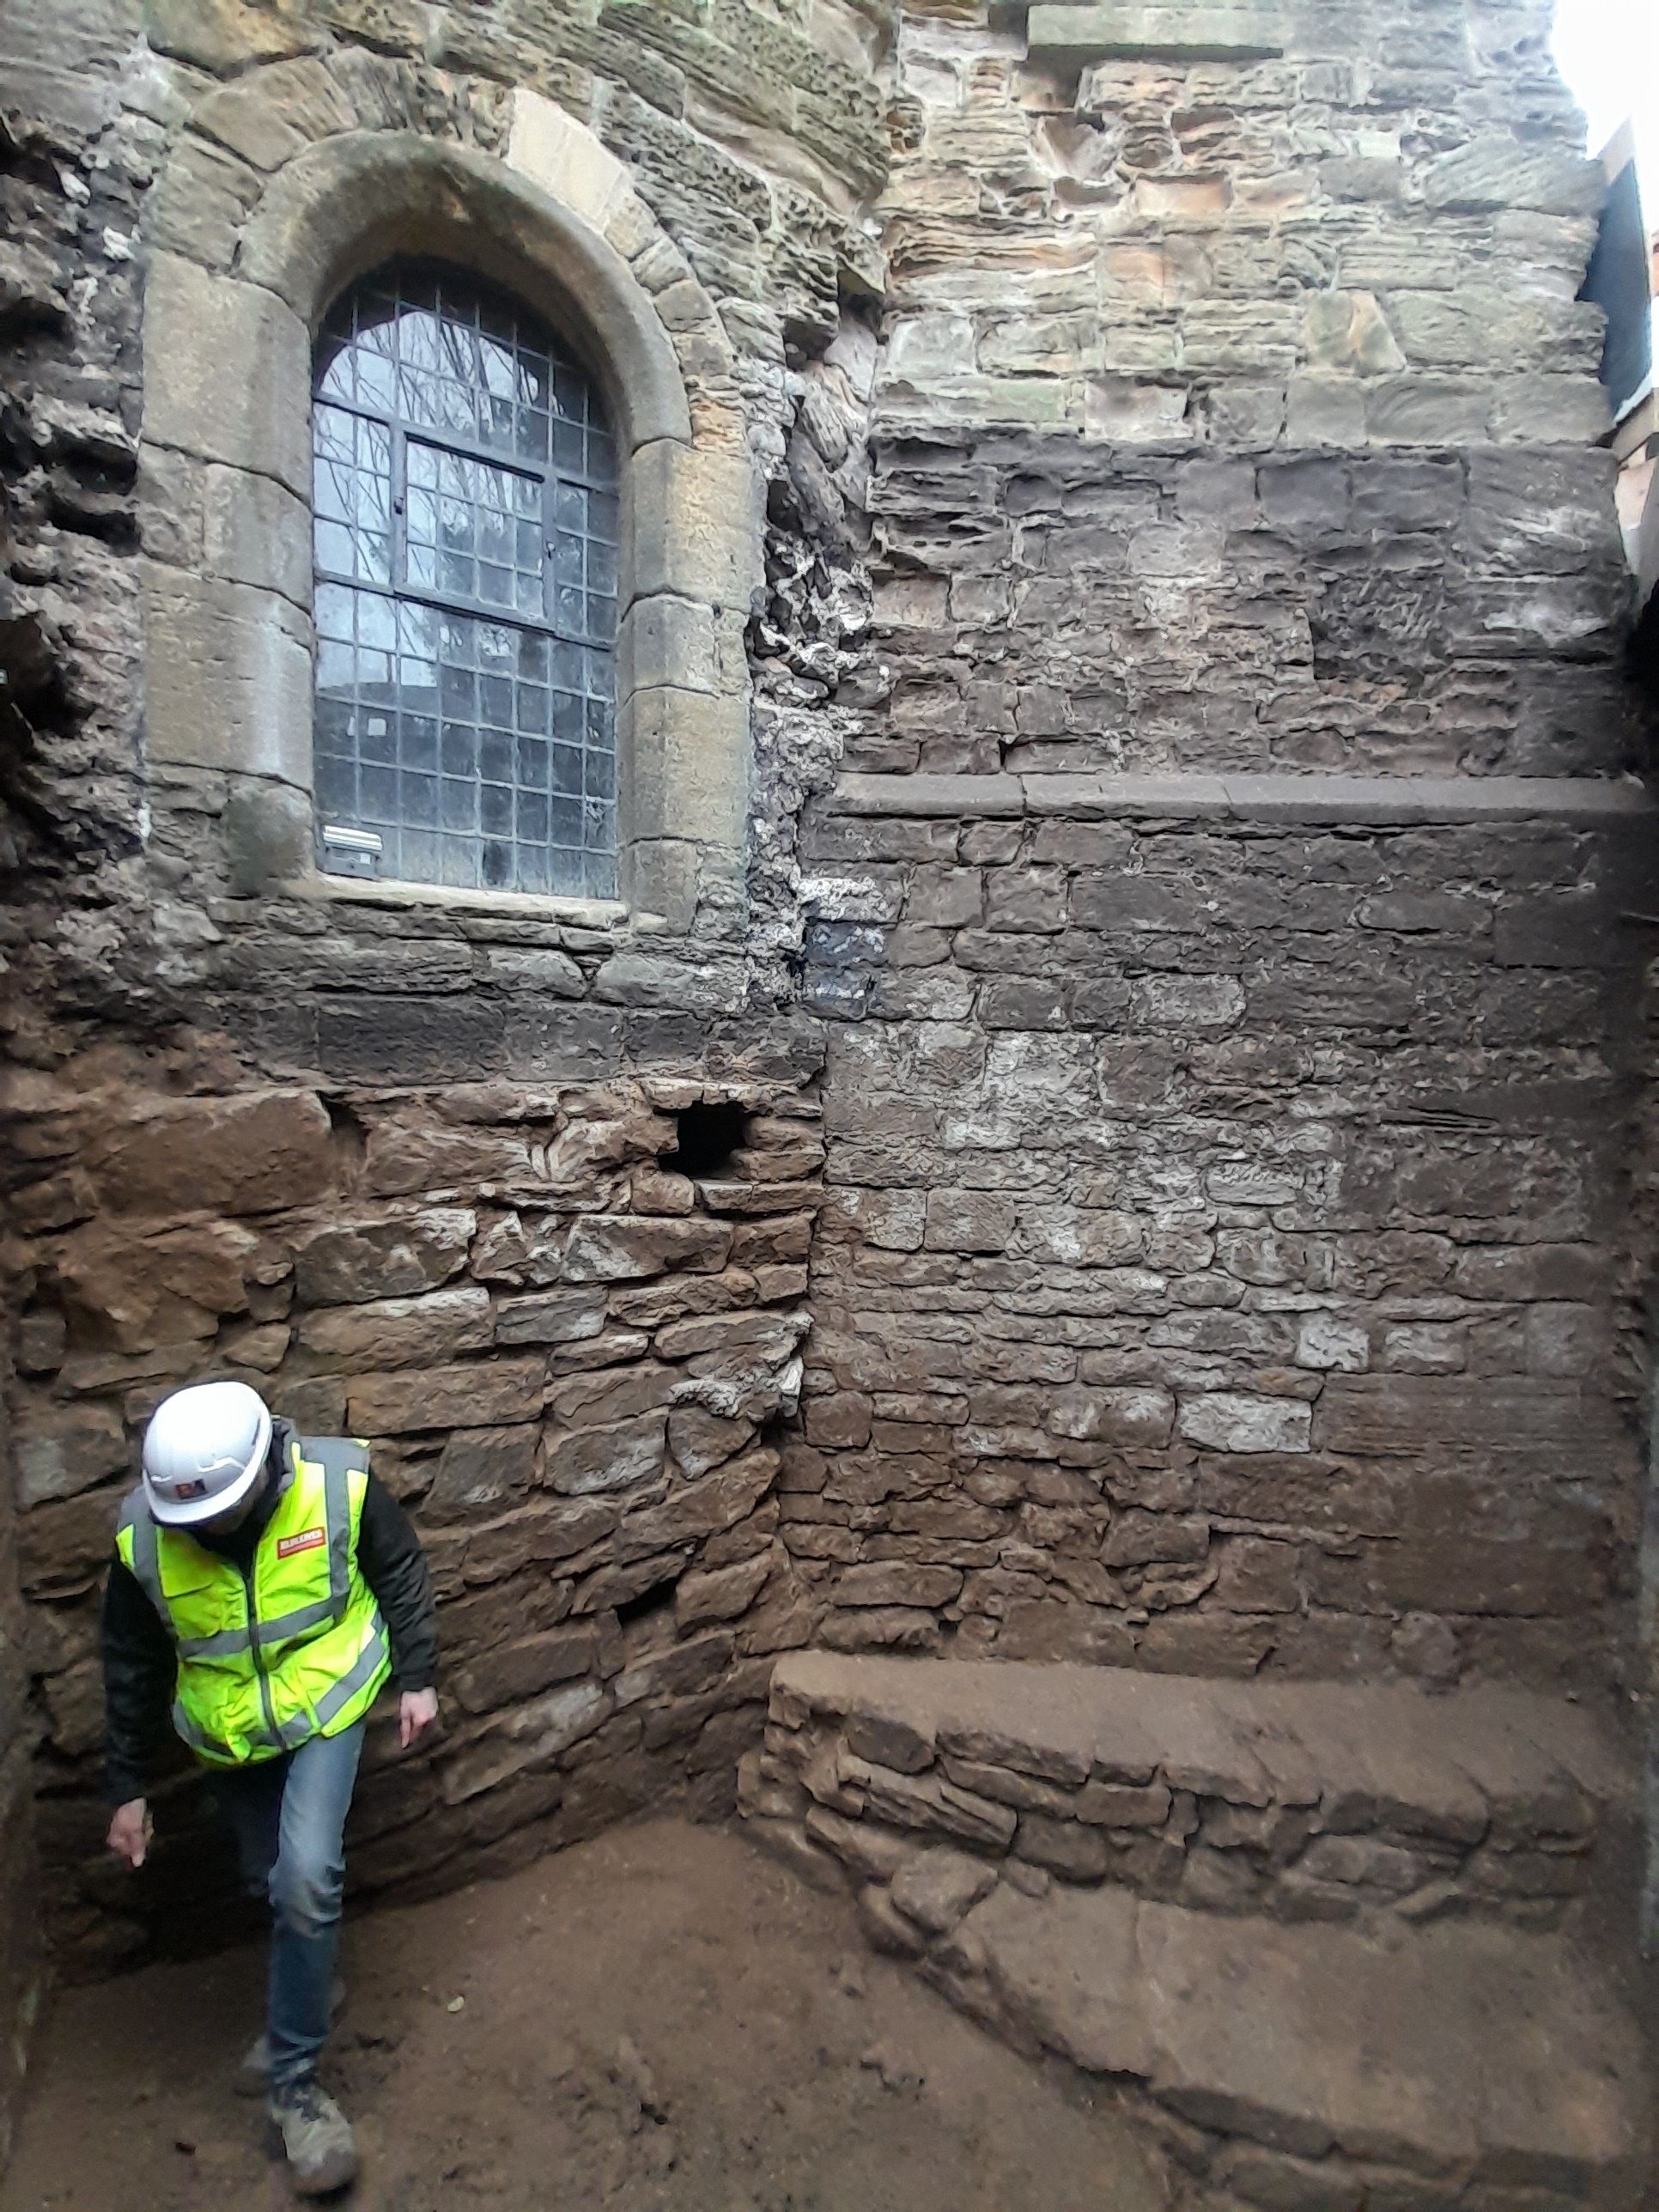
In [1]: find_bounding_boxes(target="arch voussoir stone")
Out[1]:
[235,130,692,453]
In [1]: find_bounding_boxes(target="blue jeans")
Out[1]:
[212,1722,366,2097]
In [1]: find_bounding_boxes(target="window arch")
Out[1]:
[311,259,620,898]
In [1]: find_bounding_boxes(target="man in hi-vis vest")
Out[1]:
[102,1380,439,2197]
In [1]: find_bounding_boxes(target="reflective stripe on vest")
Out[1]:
[116,1434,391,1766]
[168,1621,392,1764]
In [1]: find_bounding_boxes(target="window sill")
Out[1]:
[288,871,630,929]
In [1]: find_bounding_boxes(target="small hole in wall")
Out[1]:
[614,1577,681,1630]
[323,1095,368,1177]
[665,1099,748,1180]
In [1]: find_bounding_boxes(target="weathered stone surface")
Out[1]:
[959,1880,1152,2075]
[1016,1811,1110,1881]
[347,1358,545,1436]
[1136,1901,1634,2172]
[297,1287,493,1368]
[1030,3,1284,63]
[926,1877,1645,2186]
[14,1406,129,1508]
[495,1290,609,1347]
[1211,2144,1364,2212]
[53,1220,259,1351]
[441,1682,611,1805]
[1177,1395,1312,1456]
[87,1091,332,1216]
[563,1216,732,1281]
[141,0,315,72]
[451,1625,602,1717]
[845,1710,935,1776]
[845,1759,1018,1853]
[1047,1386,1175,1446]
[422,1425,538,1524]
[545,1413,666,1496]
[676,1546,774,1629]
[666,1403,756,1477]
[787,0,1644,1688]
[549,1360,678,1431]
[617,1449,778,1564]
[289,1211,475,1304]
[803,1806,913,1882]
[760,1656,1626,1928]
[1103,1512,1211,1569]
[835,1562,963,1609]
[889,1846,997,1936]
[1076,1780,1172,1830]
[1297,1836,1435,1899]
[143,253,309,494]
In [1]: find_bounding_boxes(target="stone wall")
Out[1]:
[787,0,1659,1694]
[12,1058,823,1967]
[0,0,1653,2057]
[0,0,890,1994]
[0,14,152,2138]
[792,774,1652,1688]
[738,1652,1648,2211]
[749,1653,1630,1939]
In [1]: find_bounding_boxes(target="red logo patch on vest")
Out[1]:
[276,1527,327,1560]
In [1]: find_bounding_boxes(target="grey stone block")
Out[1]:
[202,464,309,605]
[1419,137,1601,218]
[1028,3,1284,64]
[142,253,310,497]
[618,684,750,852]
[626,439,764,613]
[238,133,690,451]
[618,592,720,697]
[143,569,310,781]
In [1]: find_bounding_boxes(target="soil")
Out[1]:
[1,1820,1165,2212]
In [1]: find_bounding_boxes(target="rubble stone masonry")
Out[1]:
[791,0,1658,1695]
[0,0,1653,2142]
[0,0,885,2003]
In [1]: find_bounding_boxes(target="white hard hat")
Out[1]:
[142,1381,272,1528]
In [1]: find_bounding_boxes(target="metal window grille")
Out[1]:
[311,260,619,899]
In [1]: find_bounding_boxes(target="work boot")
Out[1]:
[268,2078,358,2197]
[236,1978,346,2097]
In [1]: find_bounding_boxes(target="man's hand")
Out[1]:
[398,1688,439,1750]
[106,1799,151,1869]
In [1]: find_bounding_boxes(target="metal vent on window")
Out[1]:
[319,824,383,880]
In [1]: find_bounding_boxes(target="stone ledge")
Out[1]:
[284,874,630,932]
[740,1659,1650,2209]
[825,771,1659,827]
[738,1815,1648,2206]
[750,1653,1630,1931]
[1025,3,1286,67]
[976,1881,1638,2202]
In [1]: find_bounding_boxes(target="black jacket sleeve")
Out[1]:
[357,1473,438,1693]
[101,1557,177,1808]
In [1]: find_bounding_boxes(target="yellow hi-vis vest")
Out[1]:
[116,1433,392,1768]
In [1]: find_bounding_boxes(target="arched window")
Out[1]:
[311,259,619,899]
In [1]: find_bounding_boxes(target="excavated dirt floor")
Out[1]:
[2,1819,1163,2212]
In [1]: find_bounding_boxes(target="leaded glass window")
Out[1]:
[311,261,619,898]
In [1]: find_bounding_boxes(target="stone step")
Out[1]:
[912,1875,1643,2209]
[746,1652,1633,1929]
[739,1655,1650,2209]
